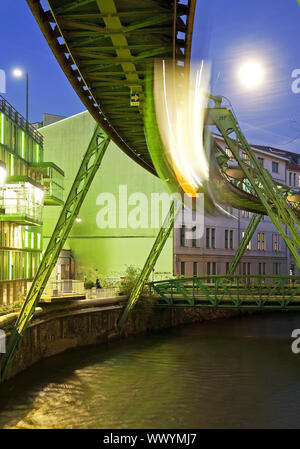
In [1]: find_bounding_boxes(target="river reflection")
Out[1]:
[0,312,300,429]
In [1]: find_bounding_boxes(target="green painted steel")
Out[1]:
[0,126,110,380]
[118,200,180,331]
[150,275,300,310]
[26,0,196,176]
[227,214,262,276]
[208,96,300,267]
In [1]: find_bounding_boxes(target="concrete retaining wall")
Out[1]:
[0,297,245,381]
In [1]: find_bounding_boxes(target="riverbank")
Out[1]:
[0,296,249,381]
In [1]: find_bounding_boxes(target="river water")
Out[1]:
[0,312,300,429]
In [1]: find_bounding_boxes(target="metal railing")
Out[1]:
[42,280,85,297]
[150,275,300,310]
[86,287,119,299]
[0,95,43,146]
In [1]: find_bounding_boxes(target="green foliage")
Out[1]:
[118,265,149,296]
[0,301,23,316]
[84,280,95,290]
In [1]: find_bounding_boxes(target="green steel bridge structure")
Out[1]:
[1,0,300,379]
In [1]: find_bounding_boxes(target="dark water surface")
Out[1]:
[1,312,300,429]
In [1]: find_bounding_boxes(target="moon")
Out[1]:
[238,61,264,89]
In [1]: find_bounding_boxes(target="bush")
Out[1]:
[118,265,149,296]
[84,280,95,290]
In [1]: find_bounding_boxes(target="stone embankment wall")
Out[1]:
[0,297,246,381]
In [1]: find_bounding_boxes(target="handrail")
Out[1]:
[0,95,43,146]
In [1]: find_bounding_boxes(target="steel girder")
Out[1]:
[150,275,300,310]
[27,0,196,175]
[0,127,110,380]
[118,200,181,331]
[227,213,262,276]
[208,99,300,267]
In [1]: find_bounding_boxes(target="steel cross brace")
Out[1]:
[208,100,300,267]
[227,213,262,276]
[0,126,110,381]
[118,200,181,331]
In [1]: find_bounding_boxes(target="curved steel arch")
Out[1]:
[27,0,197,176]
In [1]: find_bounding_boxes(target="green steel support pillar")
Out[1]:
[209,97,300,267]
[0,126,110,381]
[227,213,262,276]
[118,200,180,332]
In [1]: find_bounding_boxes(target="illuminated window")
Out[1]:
[242,231,252,250]
[273,234,279,251]
[257,233,265,250]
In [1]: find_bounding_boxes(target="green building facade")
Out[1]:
[0,96,64,304]
[40,111,173,283]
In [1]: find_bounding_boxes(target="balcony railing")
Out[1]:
[0,178,43,225]
[0,95,43,146]
[32,162,64,206]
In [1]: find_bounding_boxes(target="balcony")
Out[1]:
[0,95,43,146]
[32,162,64,206]
[0,176,43,225]
[0,161,6,214]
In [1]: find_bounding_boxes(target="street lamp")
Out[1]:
[12,68,29,124]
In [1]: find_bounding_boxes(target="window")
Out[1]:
[192,226,197,247]
[273,234,279,252]
[289,172,292,186]
[242,152,249,160]
[242,210,250,218]
[273,263,280,275]
[181,261,185,276]
[259,263,266,275]
[193,262,198,276]
[243,262,251,275]
[226,262,230,273]
[211,228,216,249]
[257,157,264,166]
[257,233,265,250]
[294,173,296,186]
[180,226,185,247]
[225,148,233,158]
[206,228,216,249]
[272,161,279,173]
[206,228,210,249]
[225,230,234,249]
[207,262,216,275]
[229,230,234,249]
[290,263,295,276]
[242,231,252,250]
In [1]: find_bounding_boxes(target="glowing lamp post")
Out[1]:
[12,68,29,125]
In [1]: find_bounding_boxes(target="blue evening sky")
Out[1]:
[1,0,300,152]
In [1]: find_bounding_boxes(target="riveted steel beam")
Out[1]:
[227,214,262,276]
[0,126,110,381]
[118,200,181,332]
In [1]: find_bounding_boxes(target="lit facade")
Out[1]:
[174,136,300,277]
[0,96,64,305]
[40,110,299,283]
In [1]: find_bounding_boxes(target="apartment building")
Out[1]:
[174,136,300,277]
[0,96,64,305]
